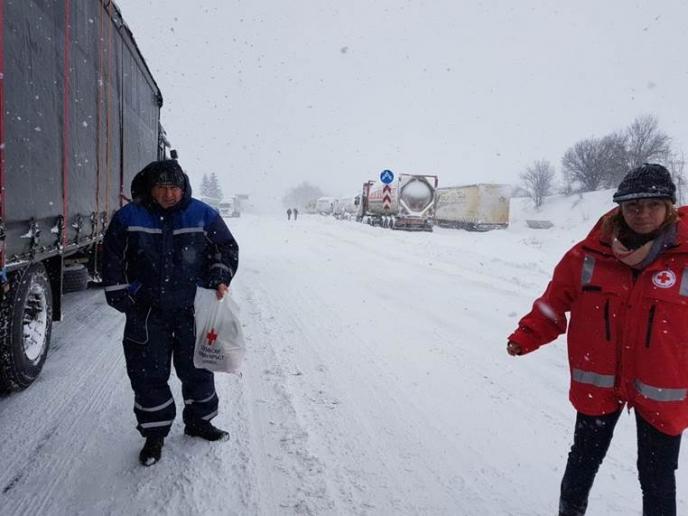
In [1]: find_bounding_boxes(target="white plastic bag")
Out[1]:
[193,287,245,374]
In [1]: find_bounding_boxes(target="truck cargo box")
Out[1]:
[0,0,167,391]
[435,184,511,231]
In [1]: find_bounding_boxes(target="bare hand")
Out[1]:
[216,283,229,300]
[507,341,522,356]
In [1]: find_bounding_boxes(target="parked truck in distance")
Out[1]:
[333,195,359,220]
[199,196,221,211]
[315,197,336,215]
[0,0,169,391]
[435,184,511,231]
[219,196,241,218]
[357,174,438,231]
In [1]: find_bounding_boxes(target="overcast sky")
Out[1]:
[116,0,688,209]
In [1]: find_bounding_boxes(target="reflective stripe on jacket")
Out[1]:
[102,176,238,313]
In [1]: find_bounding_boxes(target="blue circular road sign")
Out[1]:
[380,169,395,184]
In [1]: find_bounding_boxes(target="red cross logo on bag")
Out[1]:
[207,329,218,345]
[652,270,676,289]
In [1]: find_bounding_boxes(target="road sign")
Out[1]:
[380,169,394,184]
[383,184,392,211]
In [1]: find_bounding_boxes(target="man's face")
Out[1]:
[151,184,183,209]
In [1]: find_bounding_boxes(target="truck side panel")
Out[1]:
[1,0,161,265]
[435,184,510,229]
[121,39,159,200]
[4,1,66,257]
[69,0,99,243]
[0,0,165,391]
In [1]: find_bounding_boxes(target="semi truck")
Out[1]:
[315,197,336,215]
[199,195,221,211]
[219,196,241,218]
[333,195,359,220]
[0,0,169,391]
[357,174,438,231]
[434,184,511,231]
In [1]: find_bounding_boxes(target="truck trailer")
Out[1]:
[357,174,438,231]
[0,0,168,391]
[315,197,336,215]
[219,196,241,218]
[333,195,358,220]
[434,184,511,231]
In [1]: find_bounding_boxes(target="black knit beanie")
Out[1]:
[613,163,676,204]
[141,159,186,190]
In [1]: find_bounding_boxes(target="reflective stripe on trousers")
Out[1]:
[184,392,216,405]
[140,420,174,429]
[135,398,174,412]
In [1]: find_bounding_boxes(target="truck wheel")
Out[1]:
[63,264,90,293]
[0,264,53,391]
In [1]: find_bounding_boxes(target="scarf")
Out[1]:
[611,223,677,269]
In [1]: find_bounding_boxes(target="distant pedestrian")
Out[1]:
[293,208,298,220]
[287,208,292,220]
[103,159,239,467]
[508,163,686,515]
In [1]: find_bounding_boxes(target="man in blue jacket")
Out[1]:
[103,159,239,466]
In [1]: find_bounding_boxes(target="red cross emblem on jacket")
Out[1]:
[653,270,676,288]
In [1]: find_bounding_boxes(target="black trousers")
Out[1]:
[559,410,682,516]
[122,305,218,438]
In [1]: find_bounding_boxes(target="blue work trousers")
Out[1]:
[122,305,218,438]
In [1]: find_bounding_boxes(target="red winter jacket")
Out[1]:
[509,207,688,436]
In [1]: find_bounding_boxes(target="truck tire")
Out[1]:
[0,263,53,391]
[63,264,90,293]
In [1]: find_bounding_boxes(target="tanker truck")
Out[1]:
[357,174,438,231]
[0,0,169,391]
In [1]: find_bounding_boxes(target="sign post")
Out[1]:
[380,170,394,211]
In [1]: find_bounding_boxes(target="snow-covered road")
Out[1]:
[1,210,686,515]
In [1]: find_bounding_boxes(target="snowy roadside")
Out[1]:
[0,207,685,515]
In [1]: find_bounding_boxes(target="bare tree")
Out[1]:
[561,138,607,191]
[282,181,325,209]
[521,160,555,208]
[599,132,629,188]
[625,114,671,168]
[561,133,628,191]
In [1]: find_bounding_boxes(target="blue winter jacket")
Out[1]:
[102,170,238,313]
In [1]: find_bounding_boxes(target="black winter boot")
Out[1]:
[139,436,165,466]
[184,421,229,442]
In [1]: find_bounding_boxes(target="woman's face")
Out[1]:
[620,199,668,234]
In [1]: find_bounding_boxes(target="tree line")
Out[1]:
[200,172,223,201]
[282,181,325,209]
[521,114,686,208]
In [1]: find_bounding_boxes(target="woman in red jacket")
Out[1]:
[508,163,686,516]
